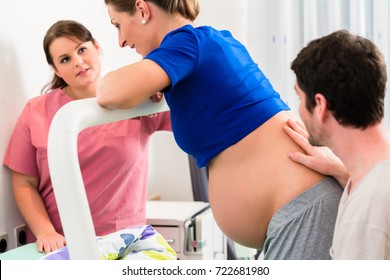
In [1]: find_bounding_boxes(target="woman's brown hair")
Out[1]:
[104,0,200,21]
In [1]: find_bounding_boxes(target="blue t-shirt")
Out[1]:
[145,25,289,168]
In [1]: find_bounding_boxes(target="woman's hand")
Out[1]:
[145,92,164,118]
[36,231,66,254]
[149,92,163,103]
[11,172,67,255]
[283,119,349,187]
[131,92,163,119]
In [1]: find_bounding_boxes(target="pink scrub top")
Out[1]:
[3,88,171,243]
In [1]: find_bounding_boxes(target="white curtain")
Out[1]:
[372,0,390,122]
[240,0,390,124]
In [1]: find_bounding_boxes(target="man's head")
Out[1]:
[291,30,387,132]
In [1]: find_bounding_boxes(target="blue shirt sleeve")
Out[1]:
[145,26,199,89]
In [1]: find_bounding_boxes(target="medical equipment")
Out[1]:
[47,97,169,259]
[146,201,226,260]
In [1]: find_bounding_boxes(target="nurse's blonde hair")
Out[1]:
[104,0,200,21]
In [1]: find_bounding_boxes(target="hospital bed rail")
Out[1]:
[47,97,169,260]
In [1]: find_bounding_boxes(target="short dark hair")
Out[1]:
[291,30,387,129]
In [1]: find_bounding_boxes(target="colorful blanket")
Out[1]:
[42,225,177,260]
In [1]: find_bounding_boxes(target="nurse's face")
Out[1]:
[50,36,101,91]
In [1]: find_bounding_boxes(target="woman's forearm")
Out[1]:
[12,180,57,238]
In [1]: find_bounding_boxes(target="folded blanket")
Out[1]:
[42,225,177,260]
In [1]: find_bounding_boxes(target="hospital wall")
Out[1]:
[1,0,389,252]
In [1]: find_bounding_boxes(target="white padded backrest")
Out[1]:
[47,97,169,259]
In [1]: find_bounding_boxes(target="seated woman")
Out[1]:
[3,19,171,255]
[96,0,343,260]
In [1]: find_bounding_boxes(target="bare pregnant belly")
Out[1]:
[208,111,324,249]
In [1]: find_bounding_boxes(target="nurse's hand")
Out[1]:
[36,231,66,255]
[283,119,349,187]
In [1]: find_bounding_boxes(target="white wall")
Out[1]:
[1,0,389,251]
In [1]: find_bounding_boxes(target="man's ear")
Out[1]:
[314,93,329,123]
